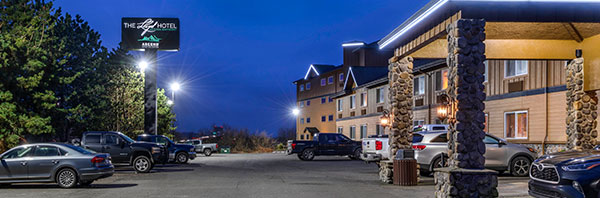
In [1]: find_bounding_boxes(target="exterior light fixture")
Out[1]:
[342,42,365,47]
[380,109,392,128]
[436,93,456,123]
[170,82,181,92]
[292,108,300,116]
[138,60,149,72]
[167,100,174,105]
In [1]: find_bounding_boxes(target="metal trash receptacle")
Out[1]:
[393,149,418,186]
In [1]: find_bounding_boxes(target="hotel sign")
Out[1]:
[122,17,180,51]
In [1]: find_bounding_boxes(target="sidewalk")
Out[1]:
[385,176,531,198]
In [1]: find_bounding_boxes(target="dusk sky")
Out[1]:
[54,0,426,135]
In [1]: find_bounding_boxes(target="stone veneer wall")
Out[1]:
[435,19,498,198]
[522,144,567,156]
[566,58,599,150]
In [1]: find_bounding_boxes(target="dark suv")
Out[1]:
[137,134,196,163]
[529,150,600,198]
[80,131,167,173]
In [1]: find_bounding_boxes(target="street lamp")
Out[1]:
[167,100,174,106]
[138,60,149,73]
[169,82,181,105]
[292,108,300,116]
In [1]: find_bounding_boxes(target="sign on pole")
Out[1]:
[122,17,180,51]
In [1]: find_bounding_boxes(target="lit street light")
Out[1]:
[169,81,182,105]
[167,100,174,105]
[138,60,149,72]
[292,108,300,116]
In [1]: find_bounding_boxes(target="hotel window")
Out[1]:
[328,115,333,121]
[414,76,425,95]
[337,127,343,134]
[337,99,343,111]
[339,73,344,82]
[300,84,304,91]
[484,113,489,133]
[376,124,384,135]
[360,125,367,139]
[321,97,326,104]
[321,116,326,122]
[505,60,528,78]
[328,76,334,84]
[300,118,304,124]
[505,111,527,139]
[306,100,310,106]
[376,88,385,103]
[350,95,356,109]
[306,117,311,123]
[360,93,367,107]
[328,97,333,103]
[299,101,304,108]
[435,69,448,91]
[484,60,489,82]
[350,126,356,139]
[321,78,326,86]
[306,82,311,90]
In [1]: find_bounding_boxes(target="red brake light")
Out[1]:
[216,144,219,149]
[292,143,297,150]
[412,145,426,151]
[91,156,105,163]
[375,141,382,150]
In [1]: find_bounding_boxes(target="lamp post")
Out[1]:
[169,82,181,105]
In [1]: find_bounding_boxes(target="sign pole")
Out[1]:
[144,49,158,135]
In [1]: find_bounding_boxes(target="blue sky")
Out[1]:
[54,0,427,135]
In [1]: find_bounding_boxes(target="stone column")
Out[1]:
[379,56,414,184]
[566,58,598,150]
[434,19,498,198]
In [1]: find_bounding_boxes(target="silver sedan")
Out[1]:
[0,143,114,188]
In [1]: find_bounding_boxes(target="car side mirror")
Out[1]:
[498,140,506,146]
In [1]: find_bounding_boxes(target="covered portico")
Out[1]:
[378,0,600,197]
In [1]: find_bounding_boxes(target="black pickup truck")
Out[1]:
[288,133,362,161]
[80,131,167,173]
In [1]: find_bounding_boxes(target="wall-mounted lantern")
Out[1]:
[380,109,392,128]
[437,94,456,123]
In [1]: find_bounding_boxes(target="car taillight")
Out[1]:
[91,156,105,163]
[292,143,296,150]
[375,141,382,150]
[216,144,219,149]
[412,145,426,151]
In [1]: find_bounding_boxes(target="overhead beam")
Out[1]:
[563,23,584,42]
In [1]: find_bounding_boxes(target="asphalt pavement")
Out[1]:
[0,153,531,198]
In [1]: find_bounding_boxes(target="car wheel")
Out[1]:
[80,180,93,186]
[297,153,305,161]
[431,156,447,172]
[204,149,212,156]
[56,168,78,188]
[133,155,152,173]
[176,152,189,164]
[353,148,362,160]
[510,156,531,177]
[301,149,315,161]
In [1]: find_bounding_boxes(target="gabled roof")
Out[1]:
[344,66,389,90]
[295,64,342,83]
[303,127,320,134]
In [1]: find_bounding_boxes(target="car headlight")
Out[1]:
[561,162,600,171]
[152,147,161,154]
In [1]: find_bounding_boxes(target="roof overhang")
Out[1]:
[379,0,600,50]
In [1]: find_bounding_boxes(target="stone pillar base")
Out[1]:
[434,167,498,198]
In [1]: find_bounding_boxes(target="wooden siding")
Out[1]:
[485,60,567,96]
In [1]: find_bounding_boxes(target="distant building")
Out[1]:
[293,41,392,140]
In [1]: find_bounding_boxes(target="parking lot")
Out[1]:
[0,153,530,198]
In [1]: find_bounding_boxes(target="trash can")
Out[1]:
[393,149,418,186]
[220,147,231,153]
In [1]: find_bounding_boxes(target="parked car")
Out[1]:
[182,139,218,156]
[413,124,448,132]
[413,131,537,176]
[0,143,114,188]
[361,134,390,162]
[288,133,362,161]
[529,150,600,198]
[80,131,167,173]
[137,134,196,163]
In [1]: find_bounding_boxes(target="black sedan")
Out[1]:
[529,150,600,198]
[0,143,114,188]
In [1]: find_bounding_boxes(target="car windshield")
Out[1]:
[63,144,96,154]
[119,133,135,143]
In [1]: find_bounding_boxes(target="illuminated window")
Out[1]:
[505,60,528,78]
[435,70,448,91]
[505,111,527,139]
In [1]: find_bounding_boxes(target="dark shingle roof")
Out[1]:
[349,66,389,87]
[303,127,320,134]
[311,64,339,74]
